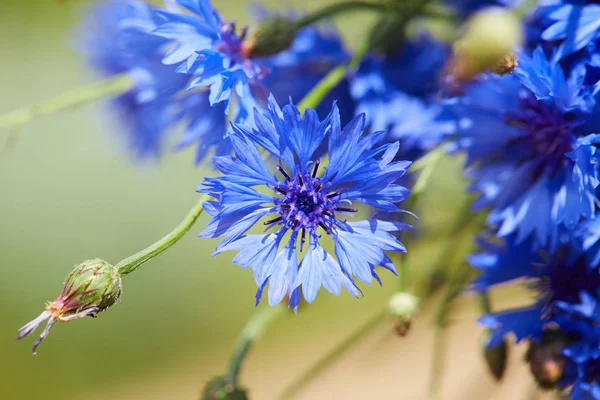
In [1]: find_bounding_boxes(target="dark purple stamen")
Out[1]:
[337,207,357,213]
[312,159,321,178]
[277,164,291,181]
[264,217,283,226]
[274,186,287,195]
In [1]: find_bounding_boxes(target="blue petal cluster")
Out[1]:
[472,236,600,397]
[153,0,262,112]
[540,1,600,60]
[449,47,600,247]
[200,97,412,309]
[351,35,455,161]
[79,0,227,162]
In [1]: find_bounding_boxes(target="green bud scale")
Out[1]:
[241,17,298,59]
[17,259,122,354]
[202,377,248,400]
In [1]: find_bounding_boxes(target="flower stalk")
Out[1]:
[226,305,286,386]
[0,73,133,131]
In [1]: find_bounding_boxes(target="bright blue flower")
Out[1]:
[199,97,412,308]
[471,236,600,397]
[351,35,454,160]
[79,0,231,163]
[541,1,600,60]
[449,47,600,248]
[153,0,263,110]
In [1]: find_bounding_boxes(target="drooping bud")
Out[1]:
[241,17,298,58]
[525,330,571,390]
[388,292,420,336]
[482,330,509,381]
[202,377,248,400]
[445,7,522,86]
[17,259,122,354]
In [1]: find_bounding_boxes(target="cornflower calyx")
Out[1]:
[17,259,122,354]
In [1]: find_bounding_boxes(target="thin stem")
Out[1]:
[0,73,133,130]
[276,310,386,400]
[115,194,209,276]
[295,1,401,29]
[479,291,491,315]
[226,305,286,385]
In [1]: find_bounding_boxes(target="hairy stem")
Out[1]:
[115,195,209,276]
[226,305,286,385]
[0,73,133,130]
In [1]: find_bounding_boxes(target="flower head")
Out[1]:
[471,235,600,396]
[200,97,412,309]
[449,46,600,248]
[153,0,263,110]
[79,0,231,163]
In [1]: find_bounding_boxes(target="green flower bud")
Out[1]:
[482,330,509,381]
[17,259,122,354]
[241,17,298,58]
[448,7,523,83]
[525,330,571,390]
[202,377,248,400]
[388,292,420,336]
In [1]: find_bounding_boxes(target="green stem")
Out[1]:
[115,194,209,276]
[295,1,401,29]
[276,310,386,400]
[226,305,286,385]
[298,37,370,112]
[0,73,133,130]
[479,291,492,315]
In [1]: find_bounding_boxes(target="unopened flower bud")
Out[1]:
[446,7,522,84]
[388,292,420,336]
[241,17,298,58]
[202,377,248,400]
[17,259,122,354]
[525,330,571,390]
[482,330,509,381]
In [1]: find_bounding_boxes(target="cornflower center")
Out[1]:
[506,96,581,176]
[265,160,356,248]
[532,254,600,315]
[214,22,247,65]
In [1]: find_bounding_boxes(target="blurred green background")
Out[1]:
[0,1,543,399]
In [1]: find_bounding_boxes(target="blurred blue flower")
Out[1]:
[199,97,412,309]
[351,36,454,160]
[541,1,600,60]
[449,47,600,248]
[153,0,263,110]
[471,236,600,397]
[262,21,355,122]
[79,0,231,163]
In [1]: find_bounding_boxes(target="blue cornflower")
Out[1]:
[351,35,454,160]
[79,0,230,163]
[471,236,600,397]
[449,46,600,248]
[199,97,412,308]
[153,0,263,110]
[540,1,600,60]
